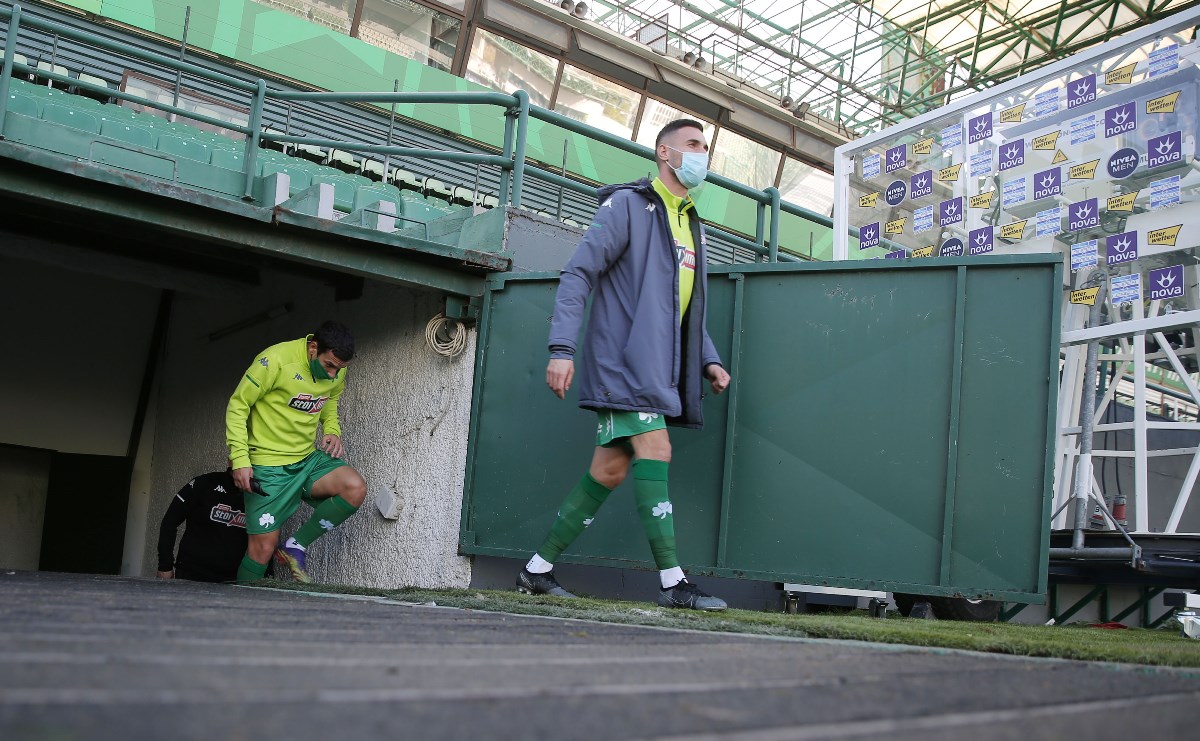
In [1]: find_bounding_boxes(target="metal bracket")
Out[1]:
[444,295,481,323]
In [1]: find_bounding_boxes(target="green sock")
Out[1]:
[536,473,613,562]
[237,554,267,583]
[293,496,359,548]
[633,459,678,569]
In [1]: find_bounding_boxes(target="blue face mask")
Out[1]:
[667,147,708,190]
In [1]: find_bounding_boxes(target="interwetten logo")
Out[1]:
[1034,167,1061,199]
[1107,148,1138,179]
[1149,265,1184,300]
[288,393,329,415]
[210,503,247,529]
[939,197,963,227]
[885,144,906,174]
[968,112,992,144]
[1068,198,1099,231]
[885,179,907,206]
[1148,131,1182,169]
[909,171,932,199]
[1106,231,1138,266]
[940,238,964,257]
[859,222,880,249]
[1104,103,1135,138]
[968,226,994,255]
[1067,73,1097,109]
[999,139,1025,172]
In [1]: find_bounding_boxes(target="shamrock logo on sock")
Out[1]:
[583,517,594,527]
[259,513,275,528]
[651,501,673,519]
[319,519,334,531]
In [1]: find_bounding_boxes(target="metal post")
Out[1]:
[766,186,780,262]
[1071,279,1106,550]
[0,4,22,135]
[754,202,765,262]
[170,6,190,122]
[381,79,399,177]
[556,138,568,220]
[1133,298,1150,531]
[242,79,265,200]
[48,33,57,87]
[498,105,514,206]
[511,89,529,209]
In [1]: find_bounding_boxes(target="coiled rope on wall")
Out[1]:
[424,313,469,358]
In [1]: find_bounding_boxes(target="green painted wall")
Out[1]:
[54,0,827,250]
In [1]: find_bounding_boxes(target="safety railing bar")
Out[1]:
[270,90,519,108]
[263,133,510,167]
[0,5,258,93]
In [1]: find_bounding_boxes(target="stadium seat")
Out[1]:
[362,159,390,181]
[75,72,115,103]
[98,104,140,122]
[211,148,248,173]
[100,120,156,149]
[312,172,369,212]
[328,149,361,173]
[157,135,212,163]
[7,92,41,118]
[41,103,100,133]
[262,162,313,193]
[393,169,424,192]
[353,183,402,213]
[34,61,69,88]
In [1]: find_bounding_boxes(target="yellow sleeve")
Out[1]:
[225,352,277,468]
[319,376,344,438]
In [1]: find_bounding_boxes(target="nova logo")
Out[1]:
[1068,74,1097,109]
[1147,131,1182,169]
[968,112,992,144]
[859,222,880,249]
[885,144,906,174]
[940,238,964,257]
[1068,198,1099,231]
[909,171,932,199]
[1149,265,1184,300]
[1106,231,1138,266]
[969,226,994,255]
[885,179,907,206]
[939,197,963,227]
[1104,104,1135,137]
[884,249,906,259]
[1107,147,1139,179]
[1034,167,1061,199]
[999,140,1025,172]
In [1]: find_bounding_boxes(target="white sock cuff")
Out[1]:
[526,554,554,574]
[660,567,686,588]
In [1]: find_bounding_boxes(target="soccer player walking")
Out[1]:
[518,120,732,611]
[227,321,367,583]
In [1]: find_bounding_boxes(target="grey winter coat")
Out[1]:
[548,178,723,429]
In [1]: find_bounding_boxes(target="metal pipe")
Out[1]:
[242,79,265,200]
[511,89,529,208]
[170,5,190,122]
[1071,278,1105,550]
[0,3,22,135]
[556,138,568,221]
[765,186,780,262]
[1049,546,1142,561]
[381,79,399,177]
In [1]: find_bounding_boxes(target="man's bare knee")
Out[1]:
[590,460,627,489]
[247,532,278,564]
[339,469,367,507]
[631,432,672,463]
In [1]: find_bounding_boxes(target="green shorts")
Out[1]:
[595,409,667,448]
[243,450,347,534]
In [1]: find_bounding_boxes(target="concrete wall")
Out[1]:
[0,446,52,569]
[139,269,475,588]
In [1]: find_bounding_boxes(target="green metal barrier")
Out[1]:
[0,3,849,260]
[460,254,1062,603]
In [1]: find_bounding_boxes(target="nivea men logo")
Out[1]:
[968,112,992,144]
[885,179,907,206]
[859,222,880,249]
[1149,265,1184,300]
[1147,130,1182,169]
[1067,73,1097,109]
[1033,167,1062,199]
[940,238,964,257]
[1068,198,1099,231]
[909,170,932,199]
[1107,147,1138,179]
[999,139,1025,172]
[939,197,963,227]
[1106,230,1138,266]
[1104,103,1135,137]
[885,144,906,174]
[288,393,329,415]
[968,226,994,255]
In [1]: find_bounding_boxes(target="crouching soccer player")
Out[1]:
[226,320,367,583]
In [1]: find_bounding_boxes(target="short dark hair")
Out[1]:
[655,119,705,148]
[313,320,355,361]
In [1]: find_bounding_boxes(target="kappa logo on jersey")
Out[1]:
[288,393,329,414]
[259,357,268,367]
[646,203,656,212]
[294,373,303,381]
[210,503,247,529]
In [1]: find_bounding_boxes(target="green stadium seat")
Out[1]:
[328,149,361,173]
[262,162,313,193]
[61,95,103,110]
[157,135,212,163]
[7,92,41,118]
[393,168,424,192]
[311,172,361,211]
[362,159,389,181]
[42,103,100,133]
[353,183,402,213]
[98,104,140,121]
[100,120,156,149]
[211,148,248,172]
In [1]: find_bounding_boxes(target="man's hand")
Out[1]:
[547,358,575,400]
[705,364,731,395]
[321,434,344,459]
[232,466,254,493]
[156,570,174,579]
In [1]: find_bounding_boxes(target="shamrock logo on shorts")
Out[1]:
[638,412,659,424]
[319,519,334,531]
[651,501,672,519]
[258,513,275,528]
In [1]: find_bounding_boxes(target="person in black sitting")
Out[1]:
[156,467,249,582]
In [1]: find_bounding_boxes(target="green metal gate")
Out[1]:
[461,254,1062,603]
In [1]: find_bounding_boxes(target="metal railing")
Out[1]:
[0,2,846,262]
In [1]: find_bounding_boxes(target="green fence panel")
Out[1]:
[462,254,1061,603]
